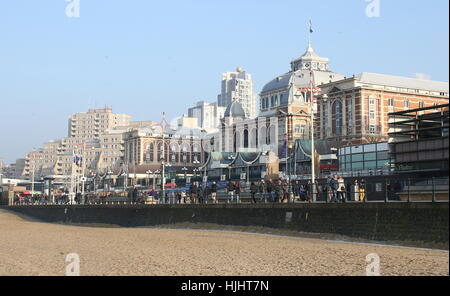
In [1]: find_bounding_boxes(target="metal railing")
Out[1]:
[8,176,449,206]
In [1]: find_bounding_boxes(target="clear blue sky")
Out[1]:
[0,0,448,164]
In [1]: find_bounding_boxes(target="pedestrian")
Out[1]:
[266,180,274,203]
[250,182,258,204]
[227,181,235,203]
[353,179,360,202]
[259,180,266,203]
[274,180,283,203]
[211,182,218,204]
[282,180,289,203]
[190,182,197,204]
[234,181,241,204]
[359,179,366,201]
[203,183,210,204]
[337,176,346,202]
[330,175,339,203]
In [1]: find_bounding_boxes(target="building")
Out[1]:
[218,68,258,119]
[317,73,449,146]
[388,104,449,176]
[177,115,199,129]
[259,42,345,154]
[68,107,131,140]
[123,125,207,170]
[187,101,226,130]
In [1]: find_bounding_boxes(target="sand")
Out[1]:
[0,209,448,276]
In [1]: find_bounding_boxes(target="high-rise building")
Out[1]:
[187,101,226,130]
[68,107,131,139]
[218,68,258,119]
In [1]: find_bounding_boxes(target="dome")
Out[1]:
[224,101,246,118]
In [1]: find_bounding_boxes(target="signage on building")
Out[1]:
[240,173,246,180]
[220,175,226,181]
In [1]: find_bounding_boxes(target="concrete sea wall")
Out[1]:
[4,203,449,249]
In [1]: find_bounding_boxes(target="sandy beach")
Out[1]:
[0,209,448,276]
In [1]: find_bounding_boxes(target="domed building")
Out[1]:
[260,42,344,118]
[224,100,247,119]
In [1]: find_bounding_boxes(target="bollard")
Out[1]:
[385,180,389,203]
[432,177,436,203]
[407,179,411,203]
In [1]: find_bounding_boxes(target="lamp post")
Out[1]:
[181,167,188,185]
[154,170,160,190]
[146,170,152,188]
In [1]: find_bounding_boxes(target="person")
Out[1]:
[296,184,304,201]
[211,182,218,204]
[359,179,366,201]
[337,176,346,203]
[259,181,266,203]
[330,175,339,203]
[306,180,312,202]
[274,180,283,203]
[353,180,360,202]
[132,187,138,203]
[180,190,187,204]
[227,181,235,204]
[294,180,302,202]
[203,183,210,204]
[234,181,241,204]
[250,182,258,204]
[266,180,274,203]
[198,185,204,204]
[190,183,197,204]
[282,180,289,203]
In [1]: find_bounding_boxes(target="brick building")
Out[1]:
[316,73,449,145]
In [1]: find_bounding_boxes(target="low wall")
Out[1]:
[4,203,449,249]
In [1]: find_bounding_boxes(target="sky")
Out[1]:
[0,0,448,164]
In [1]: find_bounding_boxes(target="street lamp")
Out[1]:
[146,170,153,188]
[181,167,188,185]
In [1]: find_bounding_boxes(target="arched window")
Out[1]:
[181,143,190,163]
[259,126,267,146]
[170,142,179,164]
[332,100,343,136]
[192,144,201,163]
[234,131,241,152]
[243,130,249,148]
[144,142,154,162]
[250,128,258,148]
[269,124,276,145]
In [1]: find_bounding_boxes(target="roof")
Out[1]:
[356,72,449,93]
[261,70,345,94]
[224,101,246,118]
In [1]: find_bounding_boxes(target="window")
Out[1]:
[403,100,410,108]
[369,125,376,134]
[388,98,394,106]
[369,111,375,120]
[419,101,425,108]
[369,97,375,105]
[332,100,343,135]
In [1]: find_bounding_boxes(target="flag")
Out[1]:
[309,19,313,33]
[281,141,287,158]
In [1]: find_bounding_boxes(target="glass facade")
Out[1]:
[339,142,392,174]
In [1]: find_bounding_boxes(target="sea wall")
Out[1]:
[4,203,449,249]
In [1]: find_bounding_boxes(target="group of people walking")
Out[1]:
[324,175,366,203]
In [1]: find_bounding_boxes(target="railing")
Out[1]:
[8,177,449,206]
